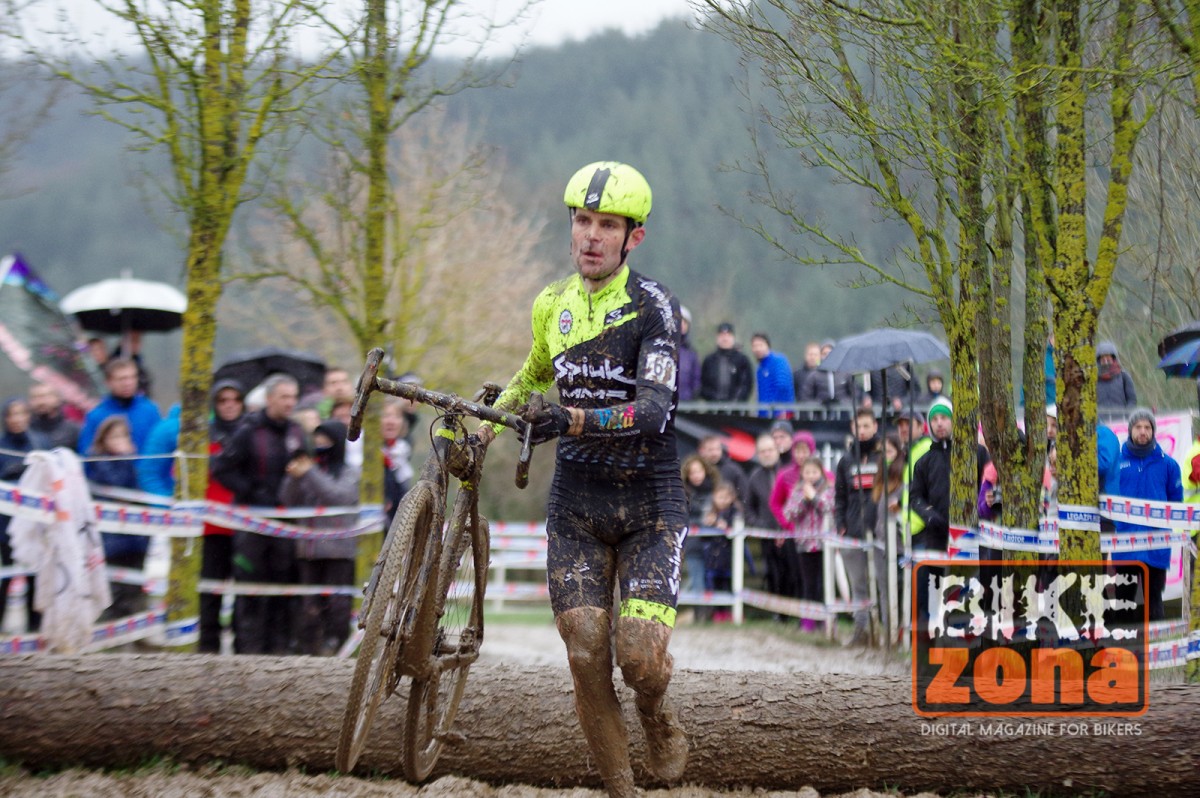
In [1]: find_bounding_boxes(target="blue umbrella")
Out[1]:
[1157,339,1200,379]
[1157,321,1200,358]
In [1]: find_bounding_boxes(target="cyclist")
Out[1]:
[479,161,688,797]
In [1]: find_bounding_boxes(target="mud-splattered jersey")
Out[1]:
[495,265,682,481]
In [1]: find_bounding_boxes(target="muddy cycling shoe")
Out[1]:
[637,700,688,782]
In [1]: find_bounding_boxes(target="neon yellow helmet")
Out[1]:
[564,161,652,225]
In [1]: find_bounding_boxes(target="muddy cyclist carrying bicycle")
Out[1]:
[478,161,689,798]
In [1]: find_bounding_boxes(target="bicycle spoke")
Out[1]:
[402,494,487,782]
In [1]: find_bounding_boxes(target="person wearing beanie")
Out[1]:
[699,321,754,402]
[921,369,947,404]
[1096,341,1138,410]
[908,397,991,623]
[769,419,795,468]
[910,398,954,545]
[907,397,953,633]
[1111,407,1182,620]
[197,378,246,653]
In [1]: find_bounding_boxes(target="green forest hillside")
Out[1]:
[0,19,959,399]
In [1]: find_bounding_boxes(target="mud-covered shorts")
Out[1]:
[545,467,687,627]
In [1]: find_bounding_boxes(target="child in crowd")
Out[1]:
[86,416,148,621]
[783,456,834,631]
[702,481,742,622]
[681,454,718,620]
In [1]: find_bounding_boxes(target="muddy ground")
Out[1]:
[0,619,980,798]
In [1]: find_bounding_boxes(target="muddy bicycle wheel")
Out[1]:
[402,491,489,782]
[335,482,437,773]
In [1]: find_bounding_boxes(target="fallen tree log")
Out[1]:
[0,654,1195,795]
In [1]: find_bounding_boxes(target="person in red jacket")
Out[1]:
[198,378,245,654]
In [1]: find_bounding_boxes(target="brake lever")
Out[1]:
[515,420,533,490]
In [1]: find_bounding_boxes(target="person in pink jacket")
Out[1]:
[780,456,834,631]
[769,430,833,529]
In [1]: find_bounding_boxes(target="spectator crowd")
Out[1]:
[675,314,1195,643]
[0,354,417,655]
[1,318,1192,653]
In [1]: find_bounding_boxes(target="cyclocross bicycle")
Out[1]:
[335,347,534,779]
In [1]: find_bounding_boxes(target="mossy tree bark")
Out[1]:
[45,2,327,634]
[698,0,1155,570]
[0,655,1197,795]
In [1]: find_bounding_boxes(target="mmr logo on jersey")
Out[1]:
[559,309,573,334]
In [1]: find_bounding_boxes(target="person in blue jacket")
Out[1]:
[749,332,795,416]
[137,404,181,500]
[1097,421,1120,515]
[77,358,162,455]
[1112,408,1183,621]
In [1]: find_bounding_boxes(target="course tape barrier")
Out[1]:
[0,477,385,542]
[196,579,360,598]
[4,482,1200,660]
[921,497,1200,557]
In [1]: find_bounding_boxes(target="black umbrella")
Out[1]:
[213,346,326,395]
[817,328,950,373]
[60,276,187,333]
[818,327,949,647]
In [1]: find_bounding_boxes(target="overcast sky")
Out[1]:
[17,0,701,58]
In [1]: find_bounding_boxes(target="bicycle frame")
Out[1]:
[337,347,532,778]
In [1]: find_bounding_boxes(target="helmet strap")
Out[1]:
[619,218,639,264]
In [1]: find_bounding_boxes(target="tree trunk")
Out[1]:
[0,655,1196,795]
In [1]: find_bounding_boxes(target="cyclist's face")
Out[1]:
[570,208,644,288]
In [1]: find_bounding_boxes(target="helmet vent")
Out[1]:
[584,168,611,210]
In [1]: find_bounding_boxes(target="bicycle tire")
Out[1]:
[335,482,437,773]
[402,489,489,781]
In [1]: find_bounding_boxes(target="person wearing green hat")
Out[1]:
[909,397,955,626]
[479,161,687,797]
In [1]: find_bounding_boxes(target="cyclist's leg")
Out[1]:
[547,497,635,798]
[613,508,688,781]
[555,606,634,798]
